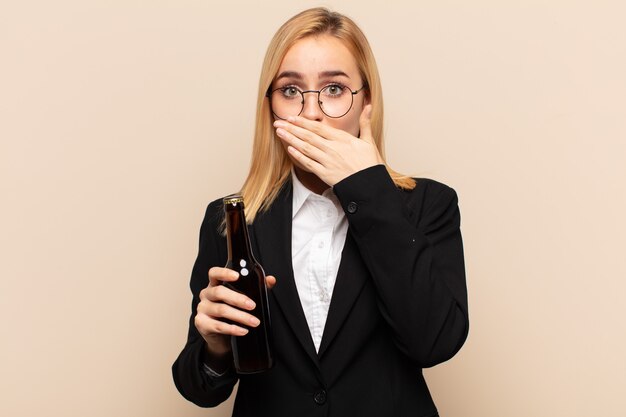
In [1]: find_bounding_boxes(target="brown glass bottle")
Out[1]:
[223,195,273,374]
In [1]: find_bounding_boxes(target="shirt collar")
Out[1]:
[291,169,340,219]
[291,169,314,219]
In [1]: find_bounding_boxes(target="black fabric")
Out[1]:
[172,165,469,417]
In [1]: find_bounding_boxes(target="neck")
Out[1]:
[293,166,329,195]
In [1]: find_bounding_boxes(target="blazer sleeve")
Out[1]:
[172,200,238,407]
[333,164,469,368]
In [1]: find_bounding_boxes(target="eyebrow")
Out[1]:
[274,70,351,82]
[319,70,350,79]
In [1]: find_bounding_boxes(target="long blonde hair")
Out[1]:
[240,7,415,222]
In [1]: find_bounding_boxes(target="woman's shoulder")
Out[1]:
[201,196,227,228]
[411,177,456,197]
[403,177,459,214]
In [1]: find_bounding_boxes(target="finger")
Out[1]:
[208,266,239,286]
[205,284,256,311]
[286,145,326,175]
[359,104,374,143]
[283,116,348,143]
[265,275,277,290]
[274,119,332,151]
[195,313,249,336]
[276,127,327,164]
[204,301,261,328]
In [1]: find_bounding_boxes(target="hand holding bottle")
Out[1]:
[194,267,276,358]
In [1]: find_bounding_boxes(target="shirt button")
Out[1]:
[346,201,358,214]
[318,241,324,249]
[314,390,327,405]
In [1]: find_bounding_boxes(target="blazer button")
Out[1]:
[346,201,358,214]
[313,390,327,405]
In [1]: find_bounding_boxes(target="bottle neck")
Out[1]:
[225,206,253,261]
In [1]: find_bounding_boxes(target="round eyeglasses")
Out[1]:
[267,84,366,119]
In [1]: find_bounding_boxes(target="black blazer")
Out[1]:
[173,165,469,417]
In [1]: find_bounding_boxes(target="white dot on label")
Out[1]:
[240,268,249,276]
[239,259,247,267]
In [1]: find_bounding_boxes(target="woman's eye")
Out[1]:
[281,87,300,98]
[324,84,345,97]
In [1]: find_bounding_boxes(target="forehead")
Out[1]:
[277,35,360,79]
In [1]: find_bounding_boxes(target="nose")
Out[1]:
[300,91,324,121]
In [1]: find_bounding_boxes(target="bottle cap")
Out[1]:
[223,195,244,206]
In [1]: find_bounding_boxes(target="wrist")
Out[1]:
[202,341,232,374]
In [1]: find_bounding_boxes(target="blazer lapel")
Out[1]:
[317,232,369,358]
[250,182,320,368]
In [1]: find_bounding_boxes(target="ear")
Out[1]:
[363,88,371,107]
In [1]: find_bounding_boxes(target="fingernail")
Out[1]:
[245,299,256,309]
[273,120,286,128]
[249,317,260,326]
[276,128,285,137]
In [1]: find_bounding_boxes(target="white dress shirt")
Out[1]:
[291,171,349,352]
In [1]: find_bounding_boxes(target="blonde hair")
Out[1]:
[240,7,415,222]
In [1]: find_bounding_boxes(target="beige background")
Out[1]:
[2,0,625,416]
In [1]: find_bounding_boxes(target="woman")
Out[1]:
[173,7,469,417]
